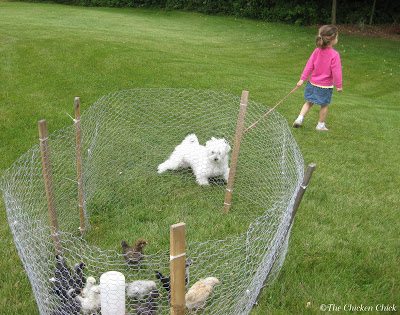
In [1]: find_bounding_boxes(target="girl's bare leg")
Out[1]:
[316,105,329,131]
[300,101,313,116]
[293,101,313,127]
[318,105,329,123]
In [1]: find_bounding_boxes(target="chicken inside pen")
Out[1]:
[121,238,148,267]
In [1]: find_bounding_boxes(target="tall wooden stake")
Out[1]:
[290,163,316,226]
[74,97,85,235]
[253,163,316,308]
[38,119,62,255]
[223,90,249,213]
[170,222,186,315]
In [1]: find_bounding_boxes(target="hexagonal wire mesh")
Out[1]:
[1,88,304,315]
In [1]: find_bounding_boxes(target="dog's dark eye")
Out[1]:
[211,151,215,154]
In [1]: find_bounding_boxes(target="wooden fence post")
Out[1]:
[290,163,316,226]
[252,163,316,308]
[223,90,249,213]
[74,97,86,235]
[38,119,62,255]
[170,222,186,315]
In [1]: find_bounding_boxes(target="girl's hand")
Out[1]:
[337,88,343,92]
[296,80,304,87]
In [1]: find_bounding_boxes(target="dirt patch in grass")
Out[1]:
[338,24,400,41]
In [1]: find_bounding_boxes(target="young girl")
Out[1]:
[293,25,342,131]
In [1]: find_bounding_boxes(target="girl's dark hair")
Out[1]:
[316,25,338,48]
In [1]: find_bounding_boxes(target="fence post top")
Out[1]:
[241,90,249,104]
[171,222,185,229]
[38,119,48,139]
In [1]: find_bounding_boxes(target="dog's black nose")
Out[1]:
[214,158,218,161]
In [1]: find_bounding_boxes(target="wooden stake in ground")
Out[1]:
[38,119,62,255]
[290,163,316,226]
[74,97,85,235]
[170,222,186,315]
[253,163,316,308]
[223,90,249,213]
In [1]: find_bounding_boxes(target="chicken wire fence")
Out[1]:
[1,88,305,315]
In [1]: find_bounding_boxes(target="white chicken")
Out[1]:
[76,276,101,314]
[185,277,220,311]
[126,280,157,300]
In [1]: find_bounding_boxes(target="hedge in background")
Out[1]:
[30,0,400,26]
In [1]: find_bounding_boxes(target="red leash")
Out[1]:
[244,85,300,133]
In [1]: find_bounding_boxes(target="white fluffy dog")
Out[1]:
[157,134,231,186]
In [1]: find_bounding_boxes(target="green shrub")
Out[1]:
[23,0,400,25]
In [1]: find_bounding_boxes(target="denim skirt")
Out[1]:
[304,81,333,105]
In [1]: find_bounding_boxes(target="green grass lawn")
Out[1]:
[1,2,399,314]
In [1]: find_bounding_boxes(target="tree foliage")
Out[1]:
[38,0,400,25]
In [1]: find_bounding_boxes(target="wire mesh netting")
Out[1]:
[1,88,304,314]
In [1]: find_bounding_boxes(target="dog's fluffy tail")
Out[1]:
[183,133,199,145]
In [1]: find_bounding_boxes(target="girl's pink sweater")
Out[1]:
[301,47,342,89]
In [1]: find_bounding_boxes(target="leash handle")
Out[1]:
[244,85,300,133]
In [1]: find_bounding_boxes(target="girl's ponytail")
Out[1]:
[316,25,338,48]
[316,35,323,48]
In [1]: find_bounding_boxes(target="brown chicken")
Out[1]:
[121,238,148,267]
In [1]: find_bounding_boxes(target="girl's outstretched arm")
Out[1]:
[300,48,317,82]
